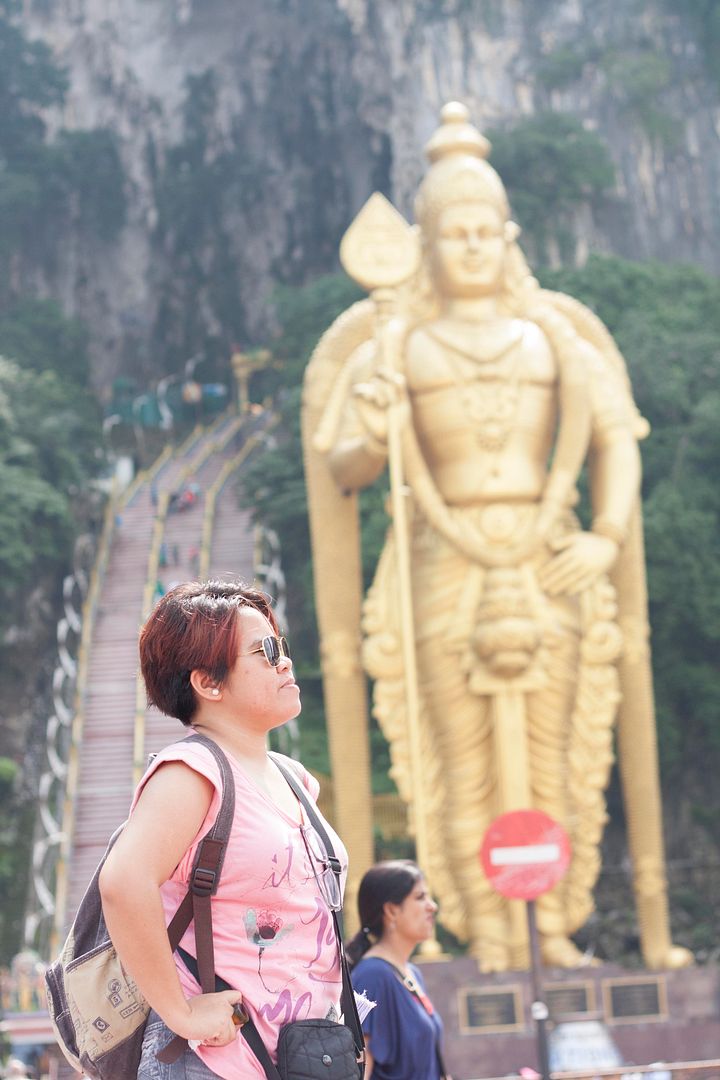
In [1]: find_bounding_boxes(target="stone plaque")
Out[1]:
[458,986,524,1034]
[603,976,667,1024]
[546,981,595,1019]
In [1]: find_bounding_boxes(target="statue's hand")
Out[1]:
[539,531,618,596]
[353,367,409,449]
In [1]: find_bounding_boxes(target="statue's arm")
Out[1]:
[540,344,641,596]
[326,343,389,492]
[587,357,642,545]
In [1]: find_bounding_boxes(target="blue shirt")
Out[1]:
[351,957,444,1080]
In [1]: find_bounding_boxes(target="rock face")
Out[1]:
[20,0,720,384]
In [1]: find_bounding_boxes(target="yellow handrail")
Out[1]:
[134,490,170,784]
[198,436,261,580]
[119,444,173,511]
[52,486,119,954]
[132,413,241,780]
[133,412,264,779]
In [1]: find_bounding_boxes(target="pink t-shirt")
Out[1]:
[131,740,348,1079]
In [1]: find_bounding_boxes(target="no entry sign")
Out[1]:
[480,809,571,901]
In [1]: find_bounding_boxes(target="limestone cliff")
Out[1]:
[19,0,720,385]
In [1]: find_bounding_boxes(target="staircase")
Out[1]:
[62,413,261,931]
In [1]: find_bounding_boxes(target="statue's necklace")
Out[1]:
[428,328,524,452]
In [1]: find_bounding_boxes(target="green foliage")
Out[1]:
[47,129,127,240]
[600,45,676,143]
[0,4,64,256]
[415,0,502,26]
[0,297,103,622]
[0,3,125,268]
[0,292,104,975]
[539,256,720,781]
[239,274,380,776]
[152,70,268,372]
[0,757,16,800]
[0,1,66,151]
[0,299,90,382]
[487,114,615,259]
[537,46,588,90]
[270,275,363,384]
[0,793,34,964]
[669,0,720,88]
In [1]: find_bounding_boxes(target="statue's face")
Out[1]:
[430,202,507,298]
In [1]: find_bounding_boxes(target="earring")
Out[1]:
[211,688,220,696]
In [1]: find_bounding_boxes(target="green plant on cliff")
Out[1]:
[537,46,584,89]
[670,0,720,89]
[0,0,115,613]
[0,2,120,961]
[539,256,720,797]
[0,301,103,963]
[151,70,266,376]
[0,1,125,269]
[0,2,109,632]
[486,114,615,261]
[600,45,676,144]
[0,304,102,612]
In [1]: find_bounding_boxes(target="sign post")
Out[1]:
[480,810,572,1080]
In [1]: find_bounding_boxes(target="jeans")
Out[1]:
[137,1011,221,1079]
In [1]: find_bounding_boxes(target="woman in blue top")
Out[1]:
[347,861,448,1080]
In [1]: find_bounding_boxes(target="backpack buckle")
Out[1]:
[192,867,217,895]
[328,855,342,876]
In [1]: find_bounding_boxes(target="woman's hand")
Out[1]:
[538,531,618,596]
[176,990,244,1047]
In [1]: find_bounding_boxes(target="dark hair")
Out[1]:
[346,860,423,968]
[139,579,277,725]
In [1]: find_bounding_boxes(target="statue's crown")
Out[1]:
[416,102,509,227]
[424,101,491,163]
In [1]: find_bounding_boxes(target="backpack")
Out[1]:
[44,734,235,1079]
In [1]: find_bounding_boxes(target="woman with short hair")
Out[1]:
[99,579,347,1079]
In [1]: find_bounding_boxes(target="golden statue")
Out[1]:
[301,102,691,972]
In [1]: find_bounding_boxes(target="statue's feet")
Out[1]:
[470,939,512,974]
[645,944,694,970]
[541,934,600,968]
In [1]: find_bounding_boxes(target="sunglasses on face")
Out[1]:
[245,635,291,667]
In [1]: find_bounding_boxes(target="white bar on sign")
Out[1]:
[490,843,560,866]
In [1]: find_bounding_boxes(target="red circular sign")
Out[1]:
[480,810,571,900]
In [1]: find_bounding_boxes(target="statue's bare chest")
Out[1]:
[406,318,556,391]
[407,319,557,452]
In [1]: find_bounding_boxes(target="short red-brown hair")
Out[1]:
[139,580,278,725]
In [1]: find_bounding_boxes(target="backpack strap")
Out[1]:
[177,756,364,1080]
[269,753,365,1061]
[156,734,235,1064]
[176,946,283,1080]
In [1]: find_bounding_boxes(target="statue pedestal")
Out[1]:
[416,956,720,1080]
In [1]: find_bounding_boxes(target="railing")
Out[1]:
[134,489,171,783]
[198,435,261,580]
[133,411,245,780]
[119,443,173,511]
[25,489,119,958]
[477,1062,720,1080]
